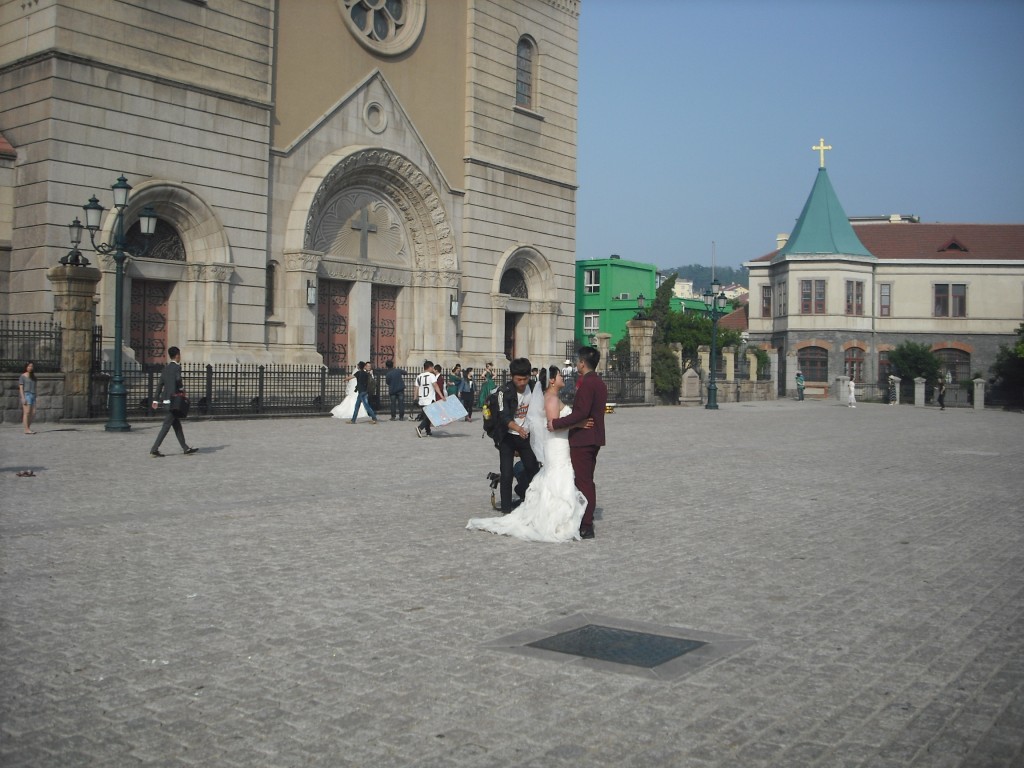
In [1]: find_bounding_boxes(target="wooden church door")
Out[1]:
[316,279,351,371]
[130,280,171,367]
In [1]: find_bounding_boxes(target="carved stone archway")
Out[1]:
[282,148,460,365]
[96,181,236,364]
[490,245,560,363]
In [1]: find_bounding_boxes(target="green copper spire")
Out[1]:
[775,167,873,260]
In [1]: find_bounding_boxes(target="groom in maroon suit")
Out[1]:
[549,346,607,539]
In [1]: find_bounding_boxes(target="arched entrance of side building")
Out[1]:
[490,246,561,365]
[96,182,236,367]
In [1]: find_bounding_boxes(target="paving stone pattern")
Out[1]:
[1,400,1022,767]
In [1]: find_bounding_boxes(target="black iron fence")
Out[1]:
[88,362,647,419]
[0,320,62,372]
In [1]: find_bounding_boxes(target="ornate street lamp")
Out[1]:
[74,175,157,431]
[634,292,646,319]
[703,279,728,410]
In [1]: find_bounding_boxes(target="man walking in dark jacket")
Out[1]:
[350,361,378,424]
[150,346,198,457]
[384,359,406,421]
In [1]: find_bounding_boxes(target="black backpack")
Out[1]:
[481,388,502,439]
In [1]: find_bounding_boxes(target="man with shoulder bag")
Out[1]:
[150,346,198,458]
[492,357,540,513]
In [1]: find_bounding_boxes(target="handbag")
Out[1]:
[170,392,190,418]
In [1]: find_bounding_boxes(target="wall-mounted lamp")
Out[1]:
[449,293,460,318]
[306,280,317,306]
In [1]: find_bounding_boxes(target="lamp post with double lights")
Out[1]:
[703,279,728,410]
[73,175,157,432]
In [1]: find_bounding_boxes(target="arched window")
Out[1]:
[500,268,529,298]
[516,36,535,108]
[935,348,971,384]
[844,347,865,383]
[798,346,829,383]
[126,219,185,261]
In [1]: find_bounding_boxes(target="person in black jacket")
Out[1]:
[492,357,540,513]
[150,346,198,457]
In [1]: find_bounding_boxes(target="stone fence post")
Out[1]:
[972,378,985,410]
[626,319,655,404]
[914,377,926,407]
[47,265,102,419]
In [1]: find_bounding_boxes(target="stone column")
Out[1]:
[47,265,102,419]
[723,346,735,382]
[786,351,799,398]
[746,351,758,381]
[836,375,849,403]
[595,332,612,374]
[626,319,655,404]
[972,378,985,410]
[914,376,926,407]
[767,348,779,400]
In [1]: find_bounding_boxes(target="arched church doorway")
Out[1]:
[126,219,185,368]
[500,268,529,361]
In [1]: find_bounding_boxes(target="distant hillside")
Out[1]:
[661,264,748,290]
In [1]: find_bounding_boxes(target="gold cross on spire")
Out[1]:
[813,137,832,168]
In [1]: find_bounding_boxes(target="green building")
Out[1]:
[574,257,655,346]
[574,256,711,346]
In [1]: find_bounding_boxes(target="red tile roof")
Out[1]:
[853,223,1024,260]
[751,223,1024,263]
[718,304,748,331]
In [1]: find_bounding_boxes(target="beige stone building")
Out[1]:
[0,0,579,369]
[746,165,1024,394]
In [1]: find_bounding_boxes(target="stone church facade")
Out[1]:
[0,0,579,370]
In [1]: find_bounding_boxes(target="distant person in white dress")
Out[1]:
[847,378,857,408]
[467,364,592,542]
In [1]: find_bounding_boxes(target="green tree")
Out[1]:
[651,342,681,400]
[989,322,1024,402]
[648,273,676,344]
[888,341,940,382]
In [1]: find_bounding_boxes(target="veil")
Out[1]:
[526,380,549,466]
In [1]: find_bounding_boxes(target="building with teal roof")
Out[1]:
[746,140,1024,402]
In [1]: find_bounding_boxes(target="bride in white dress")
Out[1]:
[467,365,588,542]
[330,369,372,421]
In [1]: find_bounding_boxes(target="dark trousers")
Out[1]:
[151,410,187,452]
[497,432,539,511]
[417,405,432,435]
[570,444,600,527]
[390,391,405,419]
[459,392,474,419]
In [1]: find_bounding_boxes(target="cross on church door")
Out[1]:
[130,280,171,367]
[316,280,351,371]
[370,285,398,369]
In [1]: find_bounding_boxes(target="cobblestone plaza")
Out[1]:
[2,399,1022,767]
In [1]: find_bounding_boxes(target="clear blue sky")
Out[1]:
[576,0,1024,269]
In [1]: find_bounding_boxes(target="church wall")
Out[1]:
[459,0,579,364]
[0,1,275,357]
[273,1,467,186]
[465,0,578,184]
[0,0,273,103]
